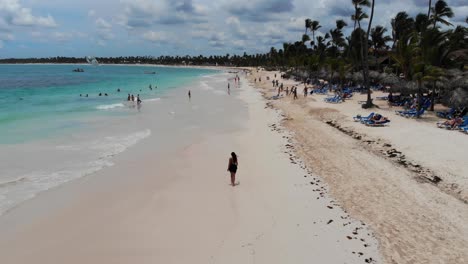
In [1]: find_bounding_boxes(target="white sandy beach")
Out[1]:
[250,70,468,264]
[0,72,381,263]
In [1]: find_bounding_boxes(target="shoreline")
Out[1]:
[0,70,381,263]
[248,69,468,263]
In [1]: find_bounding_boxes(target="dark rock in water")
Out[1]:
[327,206,333,209]
[327,219,334,224]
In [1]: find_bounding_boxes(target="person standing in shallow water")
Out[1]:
[227,152,238,186]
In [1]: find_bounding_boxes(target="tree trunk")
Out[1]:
[427,0,432,17]
[364,0,376,106]
[430,81,435,111]
[417,79,423,118]
[312,31,315,49]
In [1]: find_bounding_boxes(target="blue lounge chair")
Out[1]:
[365,119,390,127]
[404,109,425,118]
[437,108,455,119]
[456,117,468,130]
[354,112,374,122]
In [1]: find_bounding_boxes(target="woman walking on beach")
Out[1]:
[227,152,238,186]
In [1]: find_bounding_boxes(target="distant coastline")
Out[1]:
[0,62,245,72]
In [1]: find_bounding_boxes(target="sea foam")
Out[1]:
[0,129,151,216]
[96,103,125,110]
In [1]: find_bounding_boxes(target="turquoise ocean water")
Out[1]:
[0,64,215,144]
[0,64,218,215]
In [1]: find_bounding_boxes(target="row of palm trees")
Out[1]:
[273,0,466,110]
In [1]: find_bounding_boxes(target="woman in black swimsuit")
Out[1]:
[227,152,238,186]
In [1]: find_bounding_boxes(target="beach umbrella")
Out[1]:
[449,75,468,89]
[352,72,363,82]
[369,70,381,80]
[381,73,400,85]
[448,88,468,107]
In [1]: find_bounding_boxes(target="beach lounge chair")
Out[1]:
[324,95,342,103]
[353,112,374,122]
[376,96,388,101]
[456,117,468,130]
[395,109,415,116]
[364,119,390,127]
[437,108,455,119]
[404,109,425,118]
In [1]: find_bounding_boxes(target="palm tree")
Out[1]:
[430,0,454,28]
[309,20,322,48]
[423,66,445,111]
[363,0,376,106]
[351,0,374,106]
[328,20,348,58]
[305,19,312,35]
[371,26,391,50]
[371,25,392,70]
[391,12,415,48]
[415,13,430,33]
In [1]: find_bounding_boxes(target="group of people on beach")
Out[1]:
[283,86,299,99]
[127,94,142,104]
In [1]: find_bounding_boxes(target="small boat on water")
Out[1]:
[144,71,156,74]
[73,68,84,72]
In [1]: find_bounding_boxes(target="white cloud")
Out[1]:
[0,0,57,28]
[226,16,248,39]
[52,32,73,42]
[208,32,227,48]
[95,17,114,41]
[0,32,13,48]
[96,18,111,29]
[121,0,208,28]
[142,31,168,42]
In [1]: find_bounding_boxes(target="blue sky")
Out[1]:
[0,0,466,58]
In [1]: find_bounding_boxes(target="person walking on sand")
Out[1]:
[293,87,298,100]
[303,86,308,97]
[188,90,191,100]
[228,83,230,95]
[227,152,238,186]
